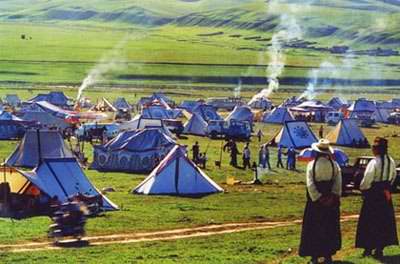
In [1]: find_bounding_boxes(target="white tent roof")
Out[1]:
[133,146,223,196]
[183,113,208,136]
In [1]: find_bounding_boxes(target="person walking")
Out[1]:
[355,137,398,258]
[257,129,263,142]
[191,141,200,163]
[299,139,342,264]
[277,146,284,168]
[224,139,240,167]
[319,125,324,139]
[242,143,251,169]
[259,144,271,169]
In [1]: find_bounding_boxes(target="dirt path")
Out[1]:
[0,214,365,253]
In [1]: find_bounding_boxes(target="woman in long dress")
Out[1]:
[299,139,342,264]
[356,137,398,258]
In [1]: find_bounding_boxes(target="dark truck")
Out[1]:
[341,156,400,193]
[206,119,251,141]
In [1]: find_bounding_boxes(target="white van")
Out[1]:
[325,111,344,125]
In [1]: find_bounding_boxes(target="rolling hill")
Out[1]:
[0,0,400,91]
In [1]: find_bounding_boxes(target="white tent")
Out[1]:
[19,158,118,210]
[270,121,317,149]
[133,146,223,196]
[183,113,208,136]
[262,107,294,124]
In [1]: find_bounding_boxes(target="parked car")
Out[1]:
[163,119,184,136]
[207,119,251,140]
[388,112,400,125]
[325,111,344,125]
[341,156,400,193]
[75,123,119,141]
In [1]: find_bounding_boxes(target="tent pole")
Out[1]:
[218,140,223,168]
[36,129,42,166]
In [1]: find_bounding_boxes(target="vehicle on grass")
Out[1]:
[207,119,251,140]
[115,109,132,122]
[325,111,344,125]
[388,112,400,125]
[75,123,119,141]
[341,156,400,193]
[162,119,184,136]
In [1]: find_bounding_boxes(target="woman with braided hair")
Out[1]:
[356,137,398,258]
[299,139,342,264]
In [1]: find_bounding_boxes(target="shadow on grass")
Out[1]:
[333,261,354,264]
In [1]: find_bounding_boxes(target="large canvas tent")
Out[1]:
[28,92,70,107]
[270,121,318,149]
[225,105,254,124]
[326,119,368,147]
[262,107,294,124]
[192,104,222,122]
[348,98,376,119]
[91,128,176,173]
[372,108,390,123]
[21,111,70,129]
[183,113,208,136]
[113,97,132,111]
[6,129,74,168]
[0,111,29,139]
[328,97,347,110]
[119,115,174,138]
[248,97,272,110]
[142,105,181,119]
[15,158,117,210]
[133,146,223,196]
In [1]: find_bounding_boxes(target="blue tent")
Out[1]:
[19,158,118,210]
[262,107,294,124]
[178,100,203,113]
[133,146,223,196]
[225,105,254,124]
[21,111,70,129]
[142,105,181,119]
[0,111,29,139]
[91,128,177,173]
[6,129,74,168]
[192,104,222,122]
[28,92,70,107]
[328,97,347,110]
[326,119,368,147]
[113,97,132,111]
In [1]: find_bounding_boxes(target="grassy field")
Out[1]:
[0,101,400,263]
[1,0,400,262]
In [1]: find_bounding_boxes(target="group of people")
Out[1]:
[222,139,298,171]
[191,141,208,169]
[299,137,398,263]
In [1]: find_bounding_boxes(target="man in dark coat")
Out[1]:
[299,139,342,264]
[191,141,200,163]
[356,137,398,258]
[224,139,240,167]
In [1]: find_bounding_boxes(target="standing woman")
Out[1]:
[299,139,342,264]
[356,137,398,258]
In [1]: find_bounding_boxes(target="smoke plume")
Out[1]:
[234,79,242,98]
[77,36,131,101]
[249,2,303,104]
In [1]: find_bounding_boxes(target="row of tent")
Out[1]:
[4,129,223,201]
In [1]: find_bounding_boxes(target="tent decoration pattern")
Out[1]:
[262,107,294,124]
[133,145,223,196]
[326,119,368,147]
[183,113,208,136]
[6,129,74,168]
[91,128,177,173]
[19,158,118,211]
[270,121,318,149]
